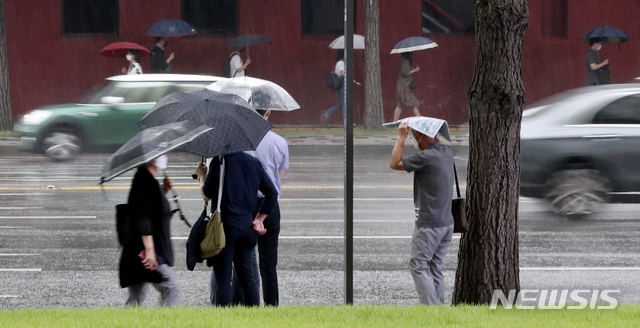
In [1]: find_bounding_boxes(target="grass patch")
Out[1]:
[0,130,14,137]
[1,305,639,328]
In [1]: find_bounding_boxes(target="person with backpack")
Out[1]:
[225,47,251,78]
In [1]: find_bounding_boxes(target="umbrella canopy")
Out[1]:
[224,34,271,48]
[390,36,438,54]
[101,120,212,183]
[139,89,272,158]
[206,77,300,111]
[581,26,631,44]
[383,116,451,142]
[99,42,150,58]
[146,19,197,37]
[329,34,365,49]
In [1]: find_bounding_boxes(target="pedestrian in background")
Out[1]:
[122,49,143,75]
[321,50,345,125]
[119,155,179,307]
[230,47,251,78]
[195,152,277,307]
[586,38,609,86]
[389,121,454,305]
[393,52,421,122]
[150,37,175,73]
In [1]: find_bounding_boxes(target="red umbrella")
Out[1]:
[99,42,150,58]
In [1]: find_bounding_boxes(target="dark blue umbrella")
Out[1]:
[146,19,197,37]
[139,89,272,158]
[581,26,631,44]
[390,36,438,54]
[224,34,271,48]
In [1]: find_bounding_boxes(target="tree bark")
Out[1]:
[363,0,384,130]
[453,0,528,305]
[0,0,12,130]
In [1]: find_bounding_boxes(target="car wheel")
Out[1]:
[42,128,81,162]
[545,169,611,217]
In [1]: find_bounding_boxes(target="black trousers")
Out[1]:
[255,199,280,306]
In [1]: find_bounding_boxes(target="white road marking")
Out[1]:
[0,295,20,298]
[0,207,43,210]
[0,226,28,229]
[0,269,41,272]
[0,216,96,219]
[521,267,640,271]
[0,254,40,256]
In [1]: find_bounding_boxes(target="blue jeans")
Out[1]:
[209,215,260,307]
[210,201,281,307]
[322,87,345,123]
[209,247,259,306]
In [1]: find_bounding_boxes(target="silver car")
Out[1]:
[521,84,640,216]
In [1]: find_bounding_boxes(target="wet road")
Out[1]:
[1,144,640,308]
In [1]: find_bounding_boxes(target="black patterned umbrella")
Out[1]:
[138,89,272,158]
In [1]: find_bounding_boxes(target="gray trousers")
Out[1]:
[125,264,179,307]
[409,224,454,305]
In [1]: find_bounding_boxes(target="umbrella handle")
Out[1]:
[163,170,192,228]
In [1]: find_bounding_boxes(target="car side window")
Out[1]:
[592,95,640,124]
[175,82,212,92]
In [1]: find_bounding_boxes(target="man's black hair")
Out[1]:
[590,38,602,46]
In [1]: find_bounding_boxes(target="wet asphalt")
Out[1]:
[1,142,640,308]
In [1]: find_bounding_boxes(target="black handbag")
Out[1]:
[326,72,343,90]
[452,163,469,233]
[409,80,417,90]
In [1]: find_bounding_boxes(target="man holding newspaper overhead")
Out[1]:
[386,117,454,305]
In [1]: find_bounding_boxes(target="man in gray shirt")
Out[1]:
[586,38,608,86]
[390,121,454,305]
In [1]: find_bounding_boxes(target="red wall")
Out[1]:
[5,0,640,126]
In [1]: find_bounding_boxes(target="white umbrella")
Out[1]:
[383,116,451,142]
[390,36,438,54]
[207,77,300,111]
[329,34,365,49]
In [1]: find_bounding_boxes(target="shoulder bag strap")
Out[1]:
[453,162,461,199]
[217,156,225,212]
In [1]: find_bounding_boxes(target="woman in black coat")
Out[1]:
[119,155,179,306]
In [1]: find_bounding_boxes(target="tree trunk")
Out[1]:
[363,0,384,130]
[0,0,12,130]
[453,0,528,305]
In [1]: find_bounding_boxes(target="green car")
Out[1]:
[14,74,221,161]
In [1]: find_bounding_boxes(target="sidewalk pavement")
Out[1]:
[0,126,469,147]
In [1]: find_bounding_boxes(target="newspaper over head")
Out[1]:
[382,116,451,142]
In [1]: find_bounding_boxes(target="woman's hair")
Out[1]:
[401,52,413,66]
[335,49,344,63]
[129,49,141,63]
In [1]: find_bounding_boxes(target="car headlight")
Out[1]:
[22,110,52,125]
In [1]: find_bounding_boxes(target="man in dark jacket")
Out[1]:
[150,37,175,73]
[195,153,277,307]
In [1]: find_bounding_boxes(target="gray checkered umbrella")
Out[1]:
[138,89,272,158]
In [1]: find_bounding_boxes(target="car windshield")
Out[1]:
[523,88,595,118]
[75,81,211,104]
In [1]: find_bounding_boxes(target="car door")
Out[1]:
[584,94,640,193]
[83,82,179,147]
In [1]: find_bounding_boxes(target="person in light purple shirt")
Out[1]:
[244,108,288,306]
